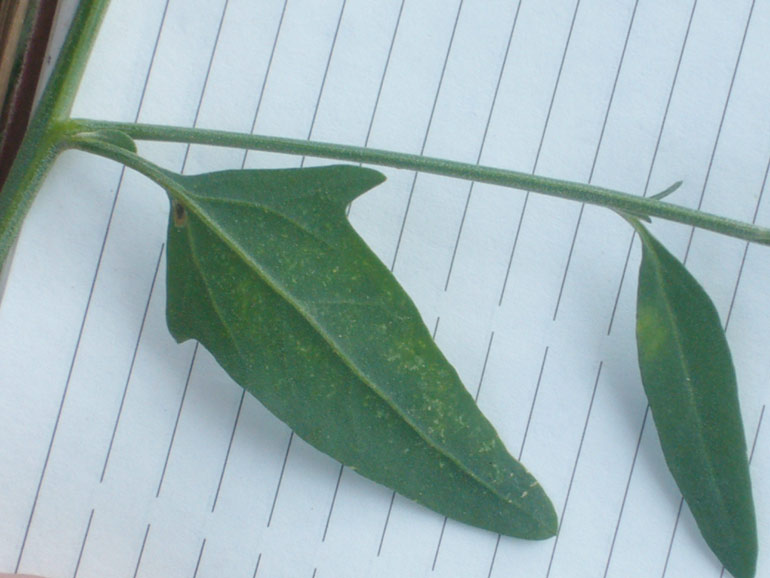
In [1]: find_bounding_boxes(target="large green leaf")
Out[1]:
[634,222,756,578]
[161,164,557,539]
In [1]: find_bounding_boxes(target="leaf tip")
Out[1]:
[716,520,757,578]
[350,164,387,190]
[502,481,558,540]
[539,502,559,539]
[651,180,683,200]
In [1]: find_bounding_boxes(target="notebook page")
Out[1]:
[0,1,768,577]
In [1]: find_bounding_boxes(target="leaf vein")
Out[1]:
[186,223,248,363]
[180,192,530,514]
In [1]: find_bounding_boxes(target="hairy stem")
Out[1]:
[0,0,111,269]
[68,119,770,246]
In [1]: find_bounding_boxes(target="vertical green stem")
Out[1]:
[0,0,111,268]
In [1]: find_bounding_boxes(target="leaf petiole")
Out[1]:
[66,118,770,247]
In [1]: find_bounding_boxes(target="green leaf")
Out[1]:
[633,222,756,578]
[161,164,557,539]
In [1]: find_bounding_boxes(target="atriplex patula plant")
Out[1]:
[1,2,765,577]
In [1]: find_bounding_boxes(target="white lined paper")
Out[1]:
[1,1,769,577]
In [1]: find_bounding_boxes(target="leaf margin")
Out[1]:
[631,218,757,578]
[161,163,559,540]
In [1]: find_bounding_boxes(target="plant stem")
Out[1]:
[0,0,60,190]
[0,0,111,269]
[69,119,770,246]
[69,135,186,200]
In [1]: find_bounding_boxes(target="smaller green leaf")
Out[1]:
[633,221,756,578]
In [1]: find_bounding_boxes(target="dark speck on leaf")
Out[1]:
[173,201,188,227]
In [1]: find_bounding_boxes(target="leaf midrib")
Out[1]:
[179,188,535,518]
[643,238,734,536]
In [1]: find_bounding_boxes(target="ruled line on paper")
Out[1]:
[101,244,166,483]
[749,406,766,461]
[551,0,640,321]
[362,0,405,152]
[606,0,697,336]
[602,405,650,578]
[155,344,198,497]
[474,331,496,403]
[518,346,549,461]
[346,0,405,219]
[377,491,397,557]
[178,0,232,176]
[485,535,501,578]
[321,464,345,542]
[211,389,246,512]
[71,509,94,578]
[267,432,295,528]
[498,0,582,306]
[659,499,686,578]
[389,0,464,271]
[130,524,150,578]
[724,151,770,331]
[431,519,449,572]
[683,0,758,263]
[252,553,263,578]
[544,362,603,577]
[12,0,172,561]
[443,0,523,292]
[240,0,289,171]
[300,0,347,169]
[151,0,230,498]
[192,538,206,578]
